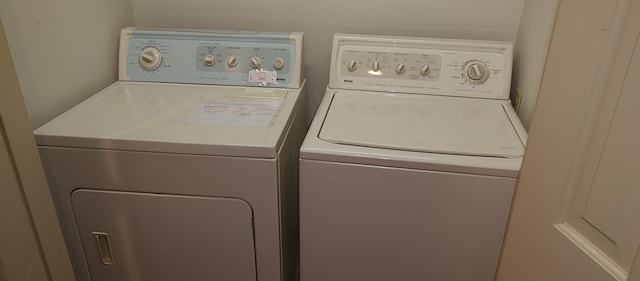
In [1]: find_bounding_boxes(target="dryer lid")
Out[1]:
[319,91,525,158]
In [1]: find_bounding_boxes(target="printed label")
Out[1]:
[248,70,278,84]
[185,99,284,127]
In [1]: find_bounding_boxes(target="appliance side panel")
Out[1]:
[277,83,307,281]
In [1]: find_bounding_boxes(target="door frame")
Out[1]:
[0,19,76,281]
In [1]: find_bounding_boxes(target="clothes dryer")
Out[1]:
[300,34,527,281]
[35,28,305,281]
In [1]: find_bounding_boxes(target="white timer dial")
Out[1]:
[347,60,358,71]
[139,46,162,71]
[463,60,490,84]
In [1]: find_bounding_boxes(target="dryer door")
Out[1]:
[71,189,256,281]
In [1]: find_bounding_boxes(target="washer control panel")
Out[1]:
[119,28,304,88]
[340,49,443,81]
[330,34,513,99]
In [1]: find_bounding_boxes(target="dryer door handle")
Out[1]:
[92,232,116,266]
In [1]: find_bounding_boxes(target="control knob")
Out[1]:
[250,56,261,69]
[346,60,358,71]
[204,55,215,66]
[273,58,285,70]
[227,56,239,68]
[395,63,406,74]
[139,46,162,71]
[418,64,431,76]
[463,61,490,84]
[371,61,381,72]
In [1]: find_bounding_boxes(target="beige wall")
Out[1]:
[132,0,526,113]
[0,0,554,130]
[512,0,559,128]
[0,0,135,128]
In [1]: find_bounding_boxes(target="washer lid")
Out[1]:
[319,91,525,158]
[34,81,302,158]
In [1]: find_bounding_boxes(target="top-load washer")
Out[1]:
[34,27,305,281]
[300,34,527,281]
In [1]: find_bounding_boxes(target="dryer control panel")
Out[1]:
[329,34,513,99]
[119,28,304,89]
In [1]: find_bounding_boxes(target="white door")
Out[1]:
[496,0,640,280]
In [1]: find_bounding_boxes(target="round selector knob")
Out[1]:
[273,58,285,70]
[346,60,358,71]
[139,46,162,71]
[418,64,431,76]
[464,61,490,84]
[249,56,262,69]
[204,55,215,67]
[227,56,239,68]
[395,63,406,74]
[371,61,381,72]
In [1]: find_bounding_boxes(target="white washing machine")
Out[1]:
[34,28,305,281]
[299,34,527,281]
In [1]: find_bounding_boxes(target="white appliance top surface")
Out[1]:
[319,90,525,158]
[34,81,303,158]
